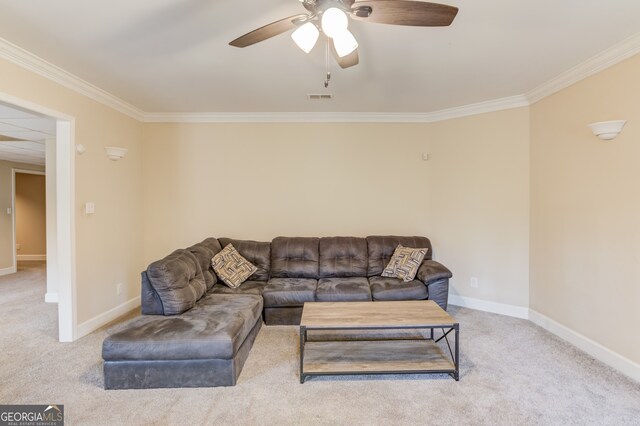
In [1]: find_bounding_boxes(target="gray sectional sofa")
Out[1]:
[102,236,452,389]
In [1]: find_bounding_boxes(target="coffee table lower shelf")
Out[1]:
[301,339,456,382]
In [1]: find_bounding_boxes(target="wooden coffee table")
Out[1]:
[299,300,459,383]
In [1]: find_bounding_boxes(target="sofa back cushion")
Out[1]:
[319,237,368,278]
[218,238,271,281]
[271,237,319,279]
[366,236,432,277]
[200,237,223,256]
[186,243,217,290]
[145,249,207,315]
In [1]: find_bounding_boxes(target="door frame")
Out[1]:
[0,90,76,342]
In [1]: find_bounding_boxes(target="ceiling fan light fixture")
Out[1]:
[321,7,349,38]
[333,29,358,57]
[291,22,319,53]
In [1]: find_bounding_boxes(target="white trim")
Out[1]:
[11,169,44,176]
[45,292,58,303]
[0,91,74,122]
[17,255,46,261]
[0,266,16,276]
[526,32,640,104]
[449,294,529,319]
[55,120,76,342]
[45,137,58,309]
[11,170,16,274]
[142,95,530,123]
[0,38,144,121]
[529,310,640,383]
[76,296,141,339]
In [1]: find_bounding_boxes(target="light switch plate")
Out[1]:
[85,202,95,215]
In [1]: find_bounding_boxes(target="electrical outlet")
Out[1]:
[16,243,21,251]
[470,277,479,288]
[116,283,123,295]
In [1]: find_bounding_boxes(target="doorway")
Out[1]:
[13,170,47,260]
[0,93,76,342]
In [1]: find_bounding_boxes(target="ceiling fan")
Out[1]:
[229,0,458,69]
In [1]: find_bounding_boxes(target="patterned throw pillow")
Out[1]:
[211,244,257,288]
[381,245,429,282]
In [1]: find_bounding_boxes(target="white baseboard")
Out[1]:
[45,292,58,303]
[17,255,46,261]
[76,296,141,339]
[529,310,640,383]
[0,266,17,276]
[449,294,529,319]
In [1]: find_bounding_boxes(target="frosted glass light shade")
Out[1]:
[291,22,319,53]
[333,29,358,57]
[587,120,627,140]
[321,8,349,38]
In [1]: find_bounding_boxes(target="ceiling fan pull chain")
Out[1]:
[324,38,331,88]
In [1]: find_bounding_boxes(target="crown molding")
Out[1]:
[142,95,530,123]
[0,38,145,121]
[526,31,640,104]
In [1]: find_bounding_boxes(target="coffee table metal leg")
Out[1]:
[454,323,460,381]
[299,326,306,384]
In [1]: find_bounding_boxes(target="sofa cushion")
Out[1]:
[382,245,428,282]
[319,237,368,278]
[103,293,263,361]
[146,249,207,315]
[316,277,372,302]
[262,278,317,307]
[368,276,428,301]
[366,236,433,277]
[186,243,217,290]
[212,244,258,288]
[271,237,319,279]
[210,280,267,296]
[219,238,271,281]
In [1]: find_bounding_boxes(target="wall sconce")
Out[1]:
[104,146,128,161]
[587,120,626,140]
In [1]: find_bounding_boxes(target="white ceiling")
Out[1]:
[0,103,55,166]
[0,0,640,113]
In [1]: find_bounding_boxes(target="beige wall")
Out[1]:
[530,55,640,364]
[0,57,144,324]
[427,109,530,307]
[15,172,46,256]
[0,161,45,270]
[142,109,531,308]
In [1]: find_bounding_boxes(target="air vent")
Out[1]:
[308,94,333,101]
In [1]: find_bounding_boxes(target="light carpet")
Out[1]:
[0,262,638,425]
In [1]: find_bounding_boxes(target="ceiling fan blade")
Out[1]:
[330,40,359,69]
[351,1,458,26]
[229,14,308,47]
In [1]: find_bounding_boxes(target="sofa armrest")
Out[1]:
[416,260,452,284]
[417,260,452,311]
